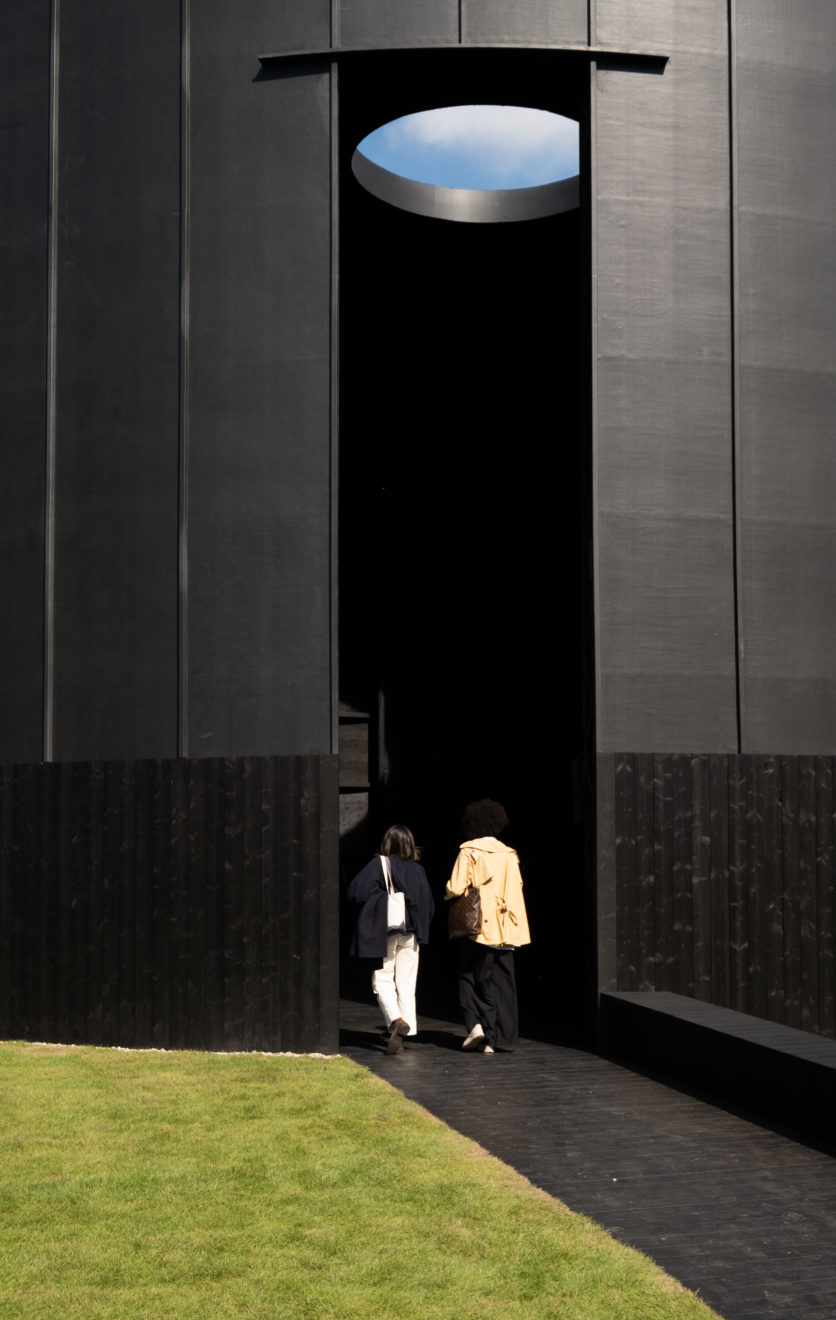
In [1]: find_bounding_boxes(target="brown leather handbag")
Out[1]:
[448,885,482,939]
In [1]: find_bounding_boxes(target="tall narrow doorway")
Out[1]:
[338,80,592,1045]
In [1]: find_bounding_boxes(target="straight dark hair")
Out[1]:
[379,824,421,862]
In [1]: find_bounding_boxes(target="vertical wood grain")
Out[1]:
[691,755,712,1000]
[746,755,767,1020]
[242,756,264,1051]
[762,756,784,1023]
[728,755,748,1013]
[709,754,731,1006]
[615,754,637,987]
[635,753,656,990]
[816,759,834,1037]
[654,756,674,990]
[798,756,818,1032]
[203,756,226,1048]
[672,754,693,996]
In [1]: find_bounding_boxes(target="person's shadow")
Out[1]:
[339,1026,463,1053]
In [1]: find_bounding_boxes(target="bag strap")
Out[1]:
[379,854,394,894]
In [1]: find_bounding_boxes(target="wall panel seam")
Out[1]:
[330,63,339,758]
[589,59,601,749]
[728,0,743,754]
[44,0,61,763]
[178,0,191,757]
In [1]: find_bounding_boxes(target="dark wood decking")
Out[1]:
[341,999,836,1320]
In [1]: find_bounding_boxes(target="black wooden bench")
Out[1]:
[599,990,836,1140]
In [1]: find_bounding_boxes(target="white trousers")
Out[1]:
[372,932,419,1036]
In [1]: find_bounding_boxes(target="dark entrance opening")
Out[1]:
[338,56,592,1047]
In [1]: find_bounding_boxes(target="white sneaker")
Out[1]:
[483,1045,495,1054]
[462,1023,486,1051]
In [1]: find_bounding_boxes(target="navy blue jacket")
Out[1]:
[347,855,435,958]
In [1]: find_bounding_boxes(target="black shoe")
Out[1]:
[385,1018,410,1054]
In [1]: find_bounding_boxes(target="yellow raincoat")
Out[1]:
[445,836,531,947]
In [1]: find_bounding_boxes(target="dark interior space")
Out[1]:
[337,53,592,1046]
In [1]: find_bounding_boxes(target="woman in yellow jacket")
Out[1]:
[445,799,530,1053]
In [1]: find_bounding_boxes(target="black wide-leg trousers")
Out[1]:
[457,940,519,1051]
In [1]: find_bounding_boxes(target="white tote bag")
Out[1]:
[380,856,407,932]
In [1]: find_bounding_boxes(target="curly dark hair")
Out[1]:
[461,799,509,840]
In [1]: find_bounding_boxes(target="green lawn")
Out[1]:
[0,1042,721,1319]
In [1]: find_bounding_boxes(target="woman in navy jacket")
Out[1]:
[347,824,435,1052]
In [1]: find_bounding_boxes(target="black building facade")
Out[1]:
[1,2,834,1061]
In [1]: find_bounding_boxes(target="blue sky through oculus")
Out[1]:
[357,104,579,191]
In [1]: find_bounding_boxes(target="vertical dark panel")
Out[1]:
[798,757,818,1032]
[17,767,39,1034]
[242,759,265,1051]
[10,770,25,1032]
[204,759,227,1048]
[52,1,181,761]
[151,760,173,1049]
[728,757,748,1013]
[169,759,190,1046]
[593,3,738,752]
[607,753,832,1037]
[0,766,13,1037]
[133,760,154,1047]
[746,756,784,1023]
[317,755,340,1053]
[223,759,245,1049]
[708,755,730,1006]
[816,760,834,1037]
[615,755,638,988]
[691,755,711,1001]
[85,764,104,1040]
[653,757,673,990]
[117,762,137,1046]
[70,762,91,1040]
[56,763,74,1040]
[186,760,208,1046]
[299,757,324,1051]
[0,3,49,763]
[746,756,767,1021]
[8,769,23,1032]
[780,756,801,1029]
[278,758,302,1048]
[100,763,121,1044]
[0,754,340,1052]
[762,757,784,1023]
[736,2,836,753]
[38,764,59,1040]
[595,754,618,997]
[635,754,656,990]
[614,753,657,994]
[186,9,334,756]
[261,758,281,1050]
[671,755,693,996]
